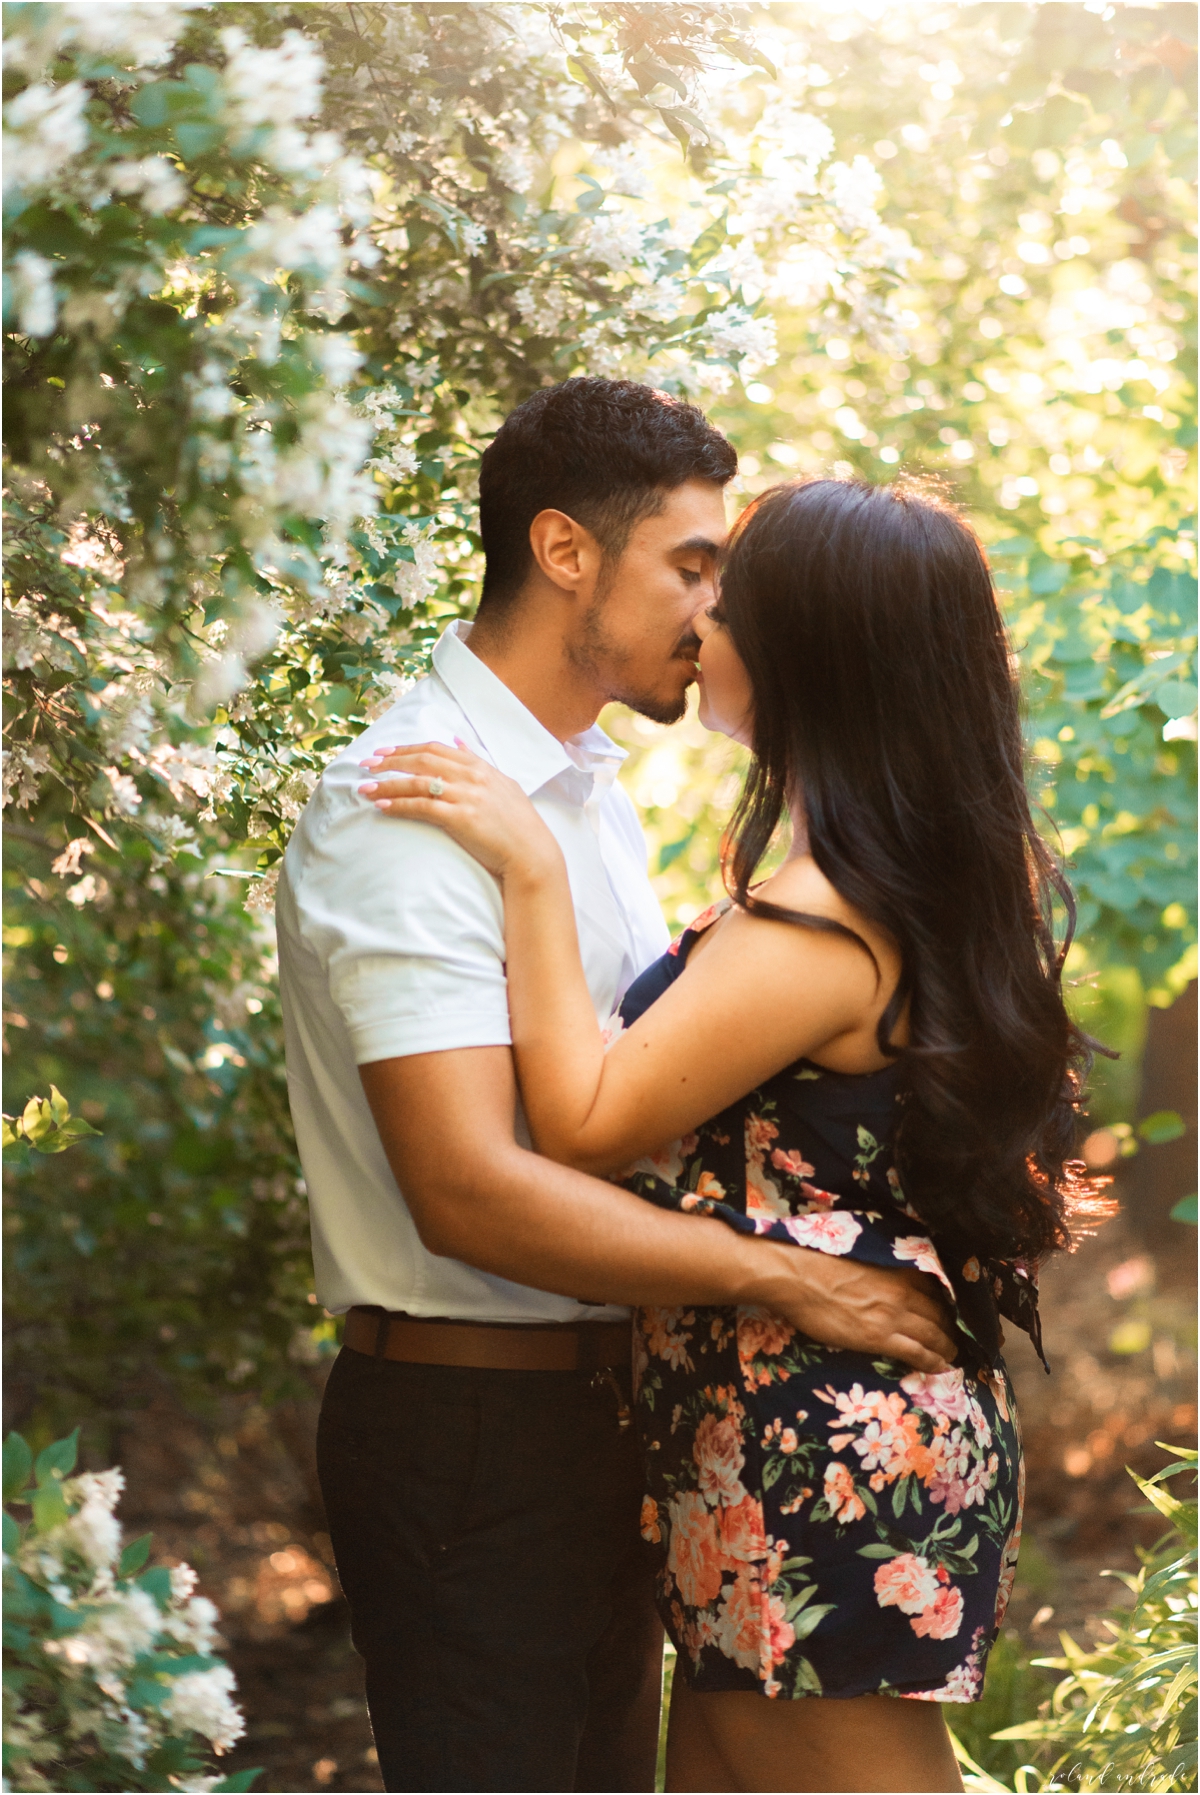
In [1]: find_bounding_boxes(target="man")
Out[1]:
[277,378,953,1793]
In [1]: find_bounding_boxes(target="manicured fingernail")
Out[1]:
[372,800,393,811]
[454,736,467,748]
[358,781,378,794]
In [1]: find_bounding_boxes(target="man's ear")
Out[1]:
[528,508,603,596]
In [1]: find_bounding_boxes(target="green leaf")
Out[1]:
[791,1601,835,1641]
[3,1509,21,1555]
[565,56,614,105]
[1138,1110,1187,1145]
[175,122,223,160]
[139,1565,174,1609]
[1169,1193,1198,1224]
[689,213,728,272]
[857,1542,902,1558]
[3,1432,33,1503]
[29,1481,69,1533]
[213,1771,264,1791]
[1155,681,1198,720]
[119,1533,154,1577]
[35,1429,79,1486]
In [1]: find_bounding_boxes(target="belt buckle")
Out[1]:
[589,1367,632,1431]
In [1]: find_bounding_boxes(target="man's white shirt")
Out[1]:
[277,620,670,1324]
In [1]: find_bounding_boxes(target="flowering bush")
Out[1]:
[2,1425,257,1792]
[2,1,917,1424]
[3,1,908,906]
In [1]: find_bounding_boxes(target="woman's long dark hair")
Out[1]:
[720,476,1104,1266]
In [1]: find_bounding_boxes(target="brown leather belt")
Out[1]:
[343,1307,633,1373]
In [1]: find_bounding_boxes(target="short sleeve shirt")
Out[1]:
[277,621,670,1323]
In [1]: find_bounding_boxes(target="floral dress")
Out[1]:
[615,905,1039,1704]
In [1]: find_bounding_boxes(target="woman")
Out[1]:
[357,478,1099,1793]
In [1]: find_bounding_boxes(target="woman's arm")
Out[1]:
[361,742,885,1175]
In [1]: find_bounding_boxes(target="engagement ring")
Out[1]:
[428,777,446,798]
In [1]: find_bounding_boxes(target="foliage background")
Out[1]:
[3,4,1195,1790]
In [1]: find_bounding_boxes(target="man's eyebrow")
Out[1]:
[672,534,724,556]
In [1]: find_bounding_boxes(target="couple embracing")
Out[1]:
[277,378,1092,1794]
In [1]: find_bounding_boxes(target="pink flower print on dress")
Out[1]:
[966,1395,994,1450]
[694,1170,726,1202]
[640,1496,661,1543]
[666,1490,725,1609]
[799,1180,837,1209]
[781,1210,863,1255]
[643,1307,695,1371]
[817,1382,907,1428]
[823,1460,866,1524]
[771,1147,815,1179]
[851,1411,934,1485]
[712,1566,764,1673]
[693,1411,749,1507]
[761,1589,797,1677]
[599,1013,625,1050]
[718,1494,770,1564]
[744,1113,779,1163]
[910,1583,964,1640]
[891,1235,956,1297]
[745,1159,789,1222]
[873,1553,940,1616]
[925,1431,977,1514]
[899,1368,972,1424]
[736,1307,796,1366]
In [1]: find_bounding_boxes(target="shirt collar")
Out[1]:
[431,620,626,798]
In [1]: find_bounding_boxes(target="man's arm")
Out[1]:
[359,1046,956,1372]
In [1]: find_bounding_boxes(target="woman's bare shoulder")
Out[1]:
[748,856,901,978]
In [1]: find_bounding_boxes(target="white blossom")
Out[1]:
[306,331,364,388]
[592,143,653,198]
[390,523,442,606]
[238,204,345,282]
[515,283,570,335]
[52,837,94,878]
[220,27,326,130]
[163,1592,220,1655]
[496,146,534,193]
[702,306,777,370]
[57,2,191,68]
[3,79,88,193]
[582,210,646,272]
[106,156,186,215]
[8,248,59,335]
[99,687,155,758]
[245,865,280,916]
[63,1470,125,1571]
[104,767,143,815]
[367,446,420,483]
[2,742,52,809]
[825,156,884,233]
[76,1586,162,1670]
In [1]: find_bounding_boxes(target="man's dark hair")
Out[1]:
[476,377,737,611]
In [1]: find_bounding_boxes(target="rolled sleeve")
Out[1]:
[288,769,512,1065]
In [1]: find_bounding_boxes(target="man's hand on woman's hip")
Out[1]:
[746,1244,956,1372]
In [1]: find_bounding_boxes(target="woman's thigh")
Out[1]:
[666,1673,964,1794]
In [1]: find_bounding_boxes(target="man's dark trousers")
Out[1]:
[317,1346,664,1792]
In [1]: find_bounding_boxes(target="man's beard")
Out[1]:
[567,588,699,726]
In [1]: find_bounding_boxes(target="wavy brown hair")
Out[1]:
[719,477,1105,1265]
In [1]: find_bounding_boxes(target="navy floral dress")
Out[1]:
[613,904,1038,1704]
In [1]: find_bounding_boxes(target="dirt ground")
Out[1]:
[106,1201,1196,1795]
